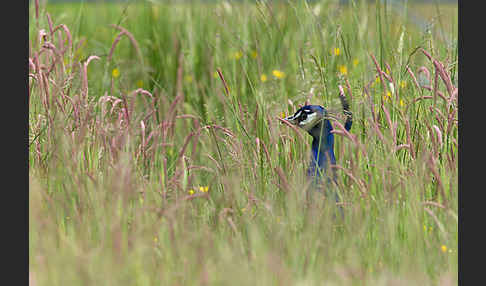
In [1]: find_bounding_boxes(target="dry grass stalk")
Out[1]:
[109,24,144,67]
[260,138,272,169]
[406,65,421,90]
[344,78,353,100]
[331,164,367,196]
[216,68,231,97]
[404,118,416,159]
[81,55,100,100]
[381,104,397,146]
[274,166,290,193]
[277,117,304,141]
[369,53,388,95]
[34,0,40,22]
[424,207,446,235]
[426,152,448,208]
[51,24,73,55]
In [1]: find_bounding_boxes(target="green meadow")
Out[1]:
[29,1,458,285]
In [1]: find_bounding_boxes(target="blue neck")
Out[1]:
[307,120,336,179]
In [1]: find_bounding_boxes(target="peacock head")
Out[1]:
[284,105,328,132]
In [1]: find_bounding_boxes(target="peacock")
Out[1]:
[283,90,352,214]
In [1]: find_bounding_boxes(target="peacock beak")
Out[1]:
[283,114,298,125]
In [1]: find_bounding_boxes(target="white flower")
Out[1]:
[222,1,232,14]
[388,82,395,95]
[313,4,321,16]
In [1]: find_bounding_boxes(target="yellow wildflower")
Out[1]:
[338,65,348,75]
[400,81,407,88]
[441,245,447,253]
[423,224,433,233]
[136,80,143,88]
[272,70,285,79]
[233,51,243,60]
[400,99,405,107]
[383,91,391,102]
[375,77,381,84]
[112,68,120,78]
[251,50,258,59]
[188,189,195,195]
[332,47,340,56]
[199,186,209,193]
[382,91,391,102]
[260,74,267,82]
[353,58,359,67]
[281,111,286,118]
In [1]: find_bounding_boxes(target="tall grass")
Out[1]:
[29,0,457,285]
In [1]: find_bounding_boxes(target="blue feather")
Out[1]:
[283,99,352,217]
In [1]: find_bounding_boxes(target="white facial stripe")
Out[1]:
[292,110,302,119]
[298,112,317,126]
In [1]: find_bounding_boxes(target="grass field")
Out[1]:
[29,0,458,285]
